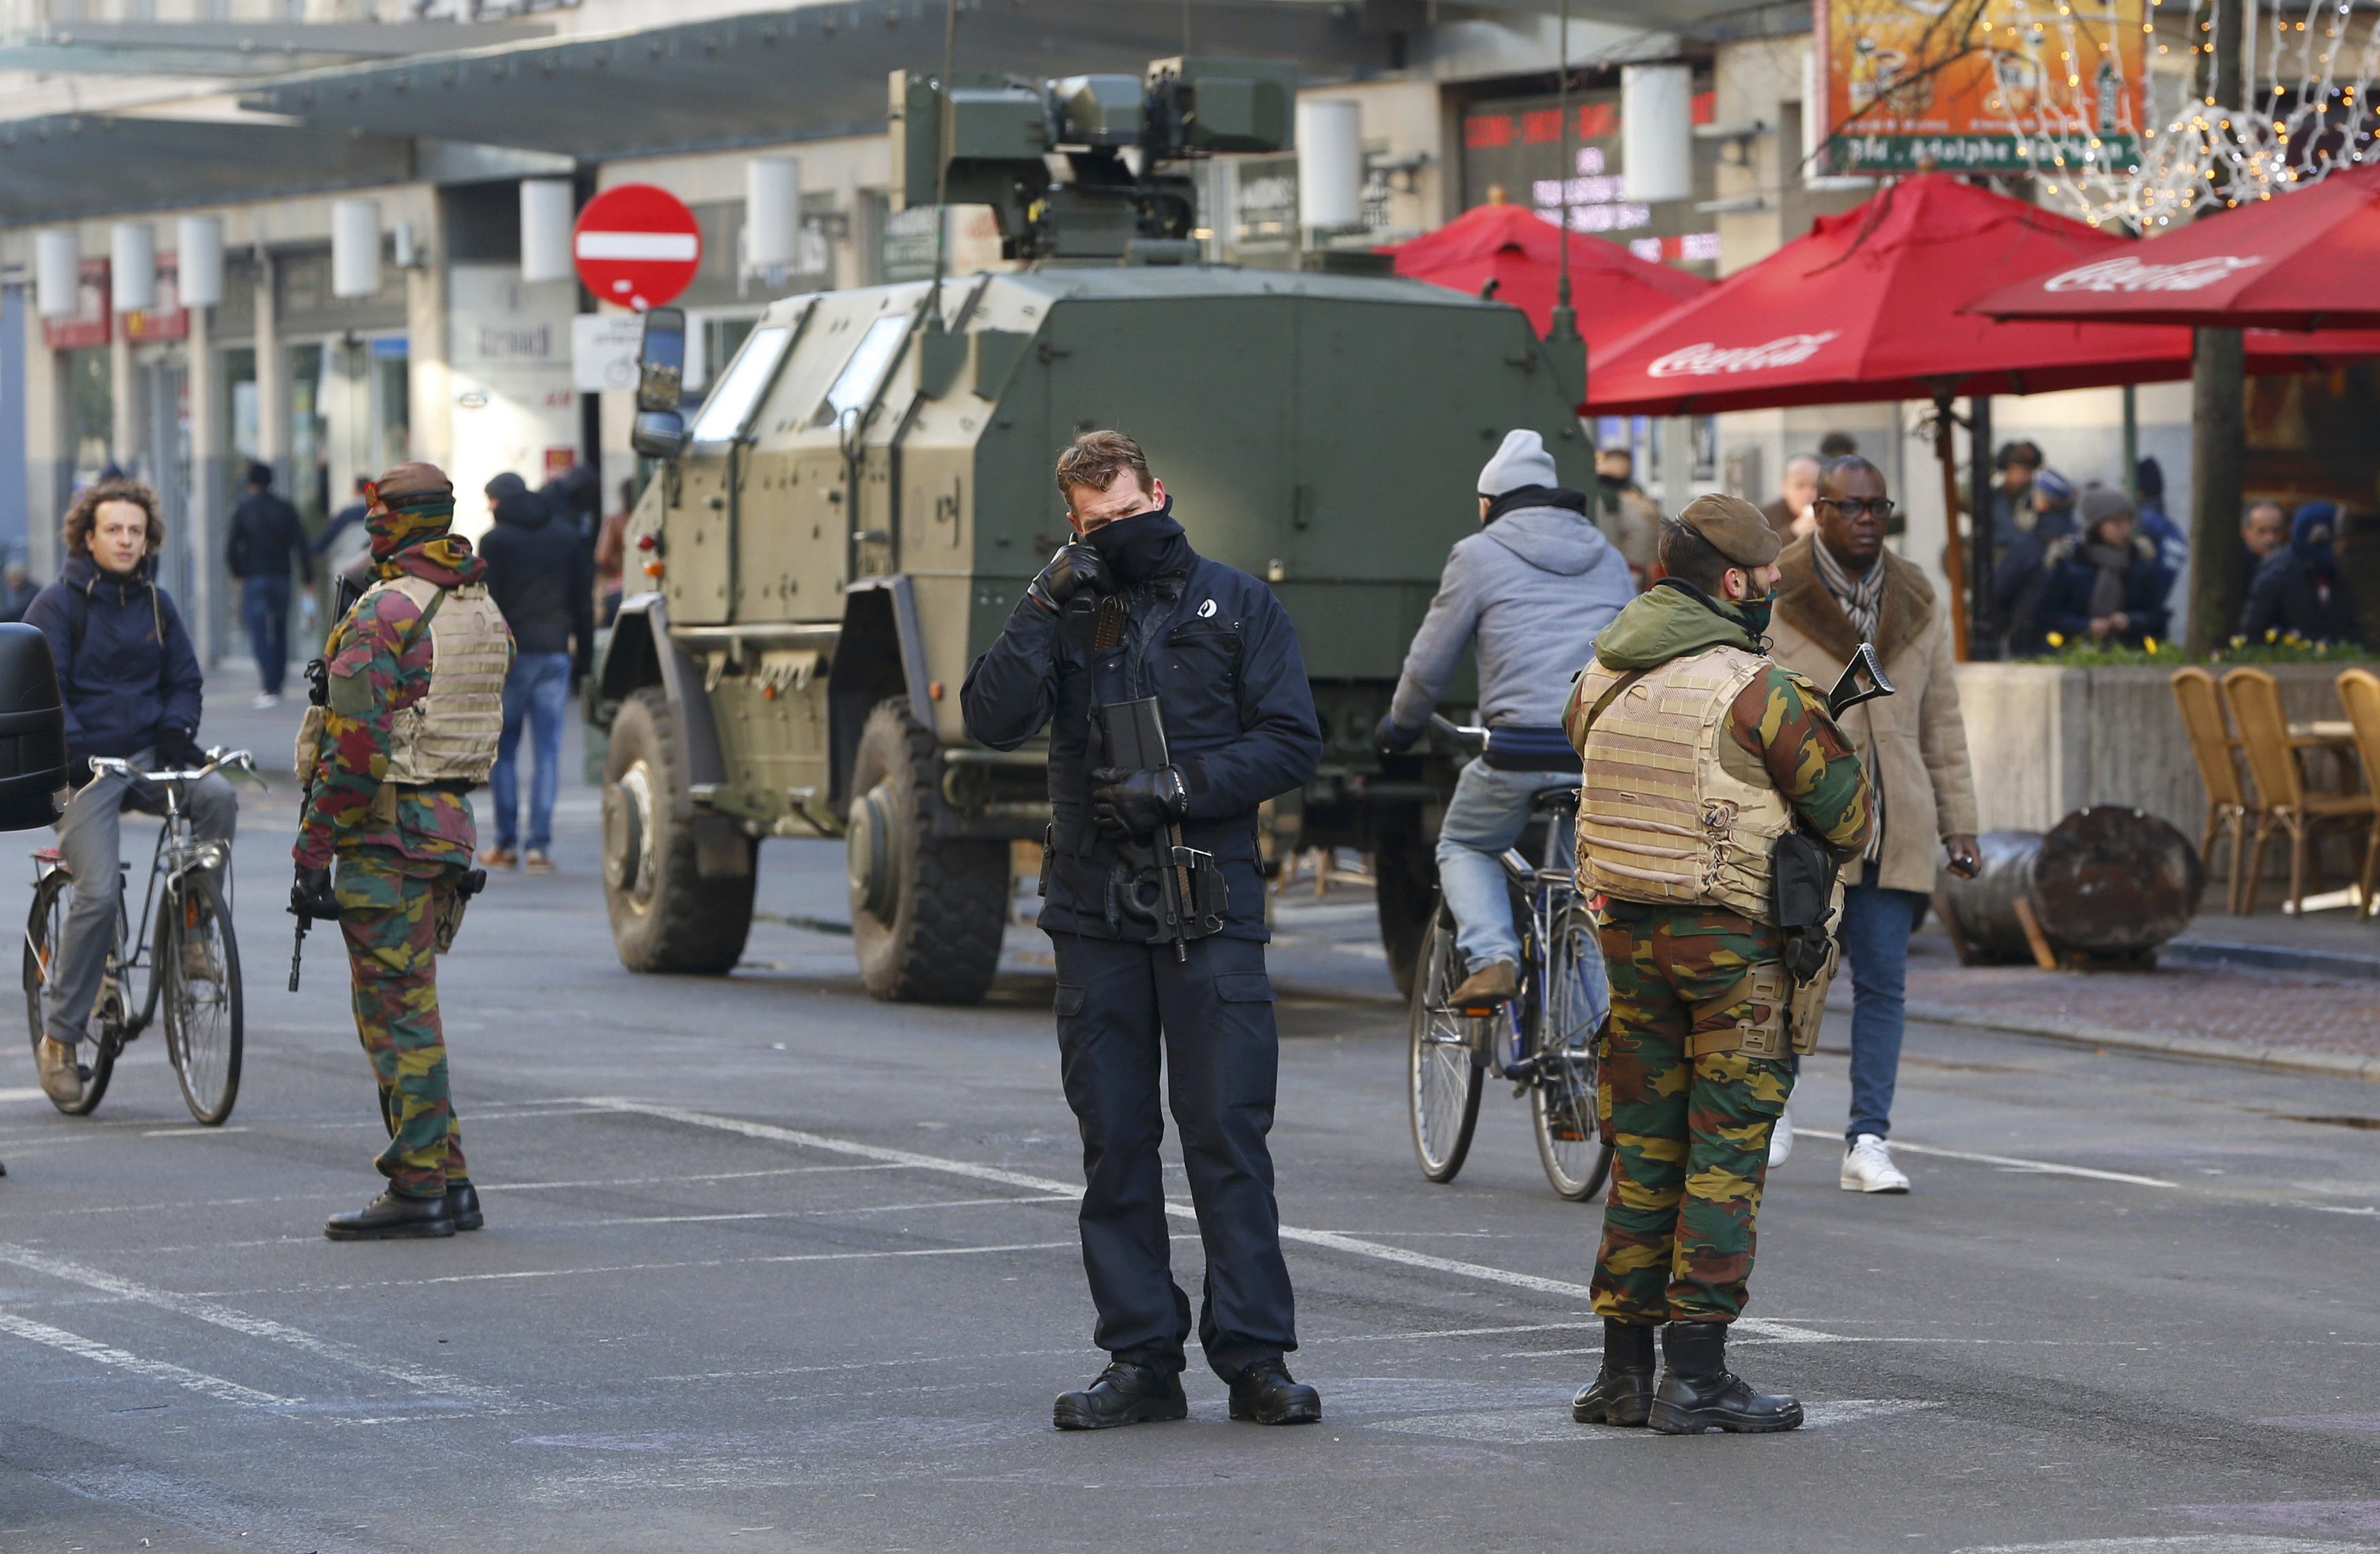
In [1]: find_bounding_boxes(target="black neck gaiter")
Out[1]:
[1084,499,1189,587]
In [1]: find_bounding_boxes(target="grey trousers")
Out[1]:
[44,751,239,1045]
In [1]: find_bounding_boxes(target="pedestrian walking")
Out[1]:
[2132,458,2188,582]
[1593,446,1659,588]
[962,429,1325,1432]
[1768,456,1982,1194]
[1563,494,1871,1436]
[2242,501,2364,645]
[0,562,39,622]
[1991,468,2079,656]
[2035,486,2170,649]
[1759,453,1821,542]
[225,461,313,707]
[594,477,636,626]
[477,471,593,874]
[1373,428,1630,1013]
[294,462,513,1241]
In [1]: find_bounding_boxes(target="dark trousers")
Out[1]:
[239,573,292,695]
[1051,931,1296,1382]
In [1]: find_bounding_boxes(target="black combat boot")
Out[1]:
[1572,1319,1656,1426]
[1228,1360,1322,1425]
[1053,1361,1188,1431]
[445,1180,484,1232]
[324,1189,456,1242]
[1648,1321,1803,1435]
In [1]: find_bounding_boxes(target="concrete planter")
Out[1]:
[1952,662,2357,844]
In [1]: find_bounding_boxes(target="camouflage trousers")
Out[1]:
[1591,902,1793,1325]
[335,849,468,1199]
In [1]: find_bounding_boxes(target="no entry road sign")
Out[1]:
[573,184,702,311]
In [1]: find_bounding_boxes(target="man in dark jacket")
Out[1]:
[2243,501,2364,645]
[962,429,1324,1434]
[477,471,594,873]
[24,479,235,1107]
[224,461,313,707]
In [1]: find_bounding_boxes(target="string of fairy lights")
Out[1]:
[2006,0,2380,227]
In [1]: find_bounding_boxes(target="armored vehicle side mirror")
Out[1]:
[630,409,689,460]
[0,623,68,830]
[636,307,687,413]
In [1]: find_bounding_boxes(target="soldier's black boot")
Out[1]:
[445,1180,483,1232]
[1648,1321,1803,1435]
[1228,1360,1322,1425]
[1572,1319,1656,1426]
[1053,1361,1188,1431]
[324,1189,456,1242]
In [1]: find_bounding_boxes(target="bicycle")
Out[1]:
[23,748,256,1125]
[1407,717,1614,1202]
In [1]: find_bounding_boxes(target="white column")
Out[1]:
[254,253,285,478]
[109,328,135,477]
[187,299,219,664]
[22,299,62,583]
[407,200,450,472]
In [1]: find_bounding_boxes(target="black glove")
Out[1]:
[65,751,93,790]
[154,724,207,773]
[290,864,341,924]
[1372,711,1421,754]
[1091,765,1189,840]
[1025,543,1110,613]
[303,657,330,708]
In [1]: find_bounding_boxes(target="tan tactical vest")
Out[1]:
[1573,644,1791,922]
[370,575,509,785]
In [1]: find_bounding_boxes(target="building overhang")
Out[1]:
[0,114,414,226]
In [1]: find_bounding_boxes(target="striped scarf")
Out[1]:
[1809,541,1887,862]
[1812,540,1885,644]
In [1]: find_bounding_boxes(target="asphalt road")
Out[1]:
[1,694,2377,1553]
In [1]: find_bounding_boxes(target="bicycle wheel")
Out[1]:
[1408,902,1484,1183]
[159,870,241,1126]
[1530,903,1613,1202]
[22,870,114,1115]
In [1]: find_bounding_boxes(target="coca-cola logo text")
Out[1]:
[1645,331,1841,377]
[2039,254,2264,293]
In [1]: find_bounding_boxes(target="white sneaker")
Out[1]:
[1768,1103,1794,1170]
[1841,1133,1911,1194]
[252,692,281,709]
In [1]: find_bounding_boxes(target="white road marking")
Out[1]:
[364,1239,1081,1290]
[586,1099,1846,1346]
[139,1126,250,1138]
[1792,1128,2179,1188]
[483,1163,915,1193]
[0,1243,506,1406]
[585,1194,1076,1227]
[1954,1540,2370,1554]
[0,1311,294,1407]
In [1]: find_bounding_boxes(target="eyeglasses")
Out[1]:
[1818,496,1897,520]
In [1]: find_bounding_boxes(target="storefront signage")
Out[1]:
[1816,0,2147,174]
[124,255,188,343]
[1459,87,1720,271]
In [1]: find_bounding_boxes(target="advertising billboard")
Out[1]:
[1816,0,2147,175]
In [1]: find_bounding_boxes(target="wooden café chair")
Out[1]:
[2169,667,2254,914]
[2222,666,2377,915]
[2334,668,2380,920]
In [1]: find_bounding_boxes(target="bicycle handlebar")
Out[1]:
[86,747,258,785]
[1427,713,1488,747]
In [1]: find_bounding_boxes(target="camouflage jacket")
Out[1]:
[293,540,513,869]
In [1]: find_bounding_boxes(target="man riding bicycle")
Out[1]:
[23,477,237,1107]
[1374,430,1635,1009]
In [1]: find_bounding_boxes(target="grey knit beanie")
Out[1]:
[1478,428,1561,499]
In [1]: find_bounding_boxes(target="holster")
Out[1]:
[432,867,488,955]
[1112,835,1229,946]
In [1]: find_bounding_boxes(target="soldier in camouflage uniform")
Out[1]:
[293,462,513,1242]
[1561,494,1871,1435]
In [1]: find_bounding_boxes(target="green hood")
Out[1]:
[1594,580,1763,671]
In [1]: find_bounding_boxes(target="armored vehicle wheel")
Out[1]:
[847,699,1006,1004]
[603,687,755,975]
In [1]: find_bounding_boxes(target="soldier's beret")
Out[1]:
[371,462,455,511]
[1677,493,1782,569]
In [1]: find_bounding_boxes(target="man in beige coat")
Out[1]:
[1768,456,1982,1194]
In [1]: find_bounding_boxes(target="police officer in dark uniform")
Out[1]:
[962,430,1324,1431]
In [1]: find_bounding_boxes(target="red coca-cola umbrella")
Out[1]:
[1582,174,2380,653]
[1384,199,1710,354]
[1585,174,2374,417]
[1967,164,2380,331]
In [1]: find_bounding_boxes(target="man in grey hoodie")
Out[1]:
[1374,429,1637,1007]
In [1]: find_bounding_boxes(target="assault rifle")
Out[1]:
[1096,696,1227,961]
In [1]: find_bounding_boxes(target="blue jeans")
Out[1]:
[1433,756,1610,1017]
[239,573,292,695]
[1839,861,1929,1141]
[491,652,572,853]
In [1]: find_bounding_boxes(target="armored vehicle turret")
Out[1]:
[592,60,1593,1002]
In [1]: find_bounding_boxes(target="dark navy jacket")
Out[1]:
[24,554,204,759]
[2033,534,2171,648]
[961,541,1322,943]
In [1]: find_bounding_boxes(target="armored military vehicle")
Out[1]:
[593,57,1593,1003]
